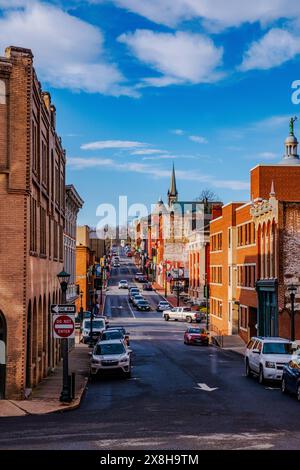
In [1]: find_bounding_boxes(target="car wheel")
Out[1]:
[164,314,169,321]
[245,359,252,378]
[186,316,192,323]
[124,370,132,379]
[281,377,287,394]
[258,365,265,384]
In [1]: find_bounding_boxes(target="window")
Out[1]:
[239,306,248,330]
[41,140,49,187]
[228,228,232,248]
[211,232,222,252]
[40,207,46,256]
[49,217,52,259]
[262,342,292,355]
[237,222,256,247]
[0,80,6,104]
[237,265,256,289]
[53,221,58,260]
[30,198,37,253]
[211,266,222,284]
[59,225,63,262]
[228,266,231,286]
[247,339,254,349]
[55,165,60,204]
[211,298,222,318]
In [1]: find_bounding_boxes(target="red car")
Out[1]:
[184,327,209,346]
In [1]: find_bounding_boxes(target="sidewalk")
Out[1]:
[0,340,90,417]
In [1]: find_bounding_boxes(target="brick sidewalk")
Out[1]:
[0,339,90,417]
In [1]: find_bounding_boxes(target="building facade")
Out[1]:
[75,225,97,313]
[64,185,84,304]
[0,46,66,399]
[210,124,300,343]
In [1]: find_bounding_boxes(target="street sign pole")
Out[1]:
[60,290,71,403]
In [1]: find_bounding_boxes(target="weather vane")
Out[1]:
[290,116,298,136]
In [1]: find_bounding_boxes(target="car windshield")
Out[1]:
[188,328,206,334]
[102,331,123,340]
[137,301,148,305]
[95,343,125,355]
[83,320,105,329]
[262,342,292,354]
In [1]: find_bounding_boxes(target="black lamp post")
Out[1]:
[57,269,71,403]
[288,285,297,342]
[79,290,84,322]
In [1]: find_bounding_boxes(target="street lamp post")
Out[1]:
[79,290,84,325]
[57,269,71,403]
[288,285,297,341]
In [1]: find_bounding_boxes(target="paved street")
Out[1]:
[1,253,300,450]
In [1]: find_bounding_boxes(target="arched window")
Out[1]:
[0,80,6,105]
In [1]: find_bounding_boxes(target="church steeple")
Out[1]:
[167,163,178,206]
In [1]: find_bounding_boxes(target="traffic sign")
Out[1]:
[51,304,76,314]
[53,314,75,339]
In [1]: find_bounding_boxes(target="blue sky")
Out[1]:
[0,0,300,225]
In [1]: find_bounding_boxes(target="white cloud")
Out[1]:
[258,152,278,160]
[189,135,208,144]
[118,30,223,87]
[0,3,136,97]
[93,0,300,30]
[81,140,146,150]
[142,155,178,161]
[68,156,247,189]
[131,149,168,155]
[171,129,185,135]
[240,28,300,71]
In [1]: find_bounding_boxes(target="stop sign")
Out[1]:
[53,314,75,339]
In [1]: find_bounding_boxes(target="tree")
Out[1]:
[195,188,219,202]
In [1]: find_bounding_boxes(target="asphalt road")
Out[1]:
[1,250,300,450]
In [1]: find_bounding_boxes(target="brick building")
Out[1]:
[210,123,300,344]
[75,226,97,313]
[0,46,66,399]
[65,185,84,304]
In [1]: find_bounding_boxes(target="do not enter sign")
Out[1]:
[53,314,75,339]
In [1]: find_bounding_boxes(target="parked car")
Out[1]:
[281,351,300,400]
[90,339,132,378]
[113,262,120,268]
[143,282,153,291]
[81,317,106,344]
[184,327,209,346]
[137,275,147,283]
[132,294,145,306]
[136,300,151,311]
[135,272,144,281]
[156,300,171,312]
[245,337,293,383]
[100,328,130,346]
[162,306,201,323]
[118,280,129,289]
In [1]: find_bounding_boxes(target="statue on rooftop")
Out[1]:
[290,116,298,136]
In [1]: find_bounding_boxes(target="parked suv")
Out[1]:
[90,339,132,378]
[162,306,201,323]
[245,336,293,383]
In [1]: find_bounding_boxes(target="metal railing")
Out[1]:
[209,324,224,348]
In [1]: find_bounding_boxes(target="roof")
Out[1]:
[251,336,292,342]
[66,184,84,208]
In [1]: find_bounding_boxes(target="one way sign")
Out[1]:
[51,304,76,314]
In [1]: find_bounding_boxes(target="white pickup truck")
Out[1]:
[162,307,201,323]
